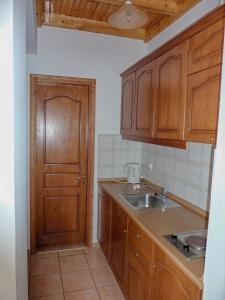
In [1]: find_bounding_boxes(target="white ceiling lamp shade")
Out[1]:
[108,0,148,30]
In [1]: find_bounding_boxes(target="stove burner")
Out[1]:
[185,235,207,251]
[165,230,207,260]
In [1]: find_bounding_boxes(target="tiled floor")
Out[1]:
[29,246,125,300]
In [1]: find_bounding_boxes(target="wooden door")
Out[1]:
[111,200,127,287]
[186,65,221,143]
[154,40,189,140]
[151,245,201,300]
[97,188,112,260]
[121,73,135,136]
[134,60,156,138]
[35,79,89,248]
[188,19,224,74]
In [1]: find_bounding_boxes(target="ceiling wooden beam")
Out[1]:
[145,0,201,42]
[94,0,179,16]
[43,13,147,40]
[36,0,44,26]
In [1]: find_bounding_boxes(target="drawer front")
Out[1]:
[128,218,152,259]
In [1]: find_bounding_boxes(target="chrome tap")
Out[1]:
[143,184,168,211]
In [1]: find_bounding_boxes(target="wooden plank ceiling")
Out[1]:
[36,0,201,42]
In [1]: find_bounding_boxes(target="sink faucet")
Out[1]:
[143,184,168,211]
[160,188,168,211]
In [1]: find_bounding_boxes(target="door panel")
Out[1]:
[134,60,156,138]
[45,97,80,164]
[154,40,188,140]
[97,188,112,260]
[121,73,135,135]
[44,196,79,233]
[151,245,201,300]
[186,65,221,143]
[36,82,89,247]
[188,19,224,74]
[111,201,127,287]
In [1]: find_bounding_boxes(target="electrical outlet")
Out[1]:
[148,163,153,170]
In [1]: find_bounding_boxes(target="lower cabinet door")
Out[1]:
[97,188,112,260]
[151,245,202,300]
[110,201,127,287]
[124,240,151,300]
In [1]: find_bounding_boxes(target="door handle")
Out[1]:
[77,176,86,180]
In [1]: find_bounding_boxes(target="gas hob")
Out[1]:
[165,230,207,260]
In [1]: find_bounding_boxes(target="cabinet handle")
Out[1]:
[152,264,156,269]
[123,230,127,233]
[210,137,215,142]
[135,252,140,257]
[136,233,141,238]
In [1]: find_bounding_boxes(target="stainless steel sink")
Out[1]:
[119,193,180,210]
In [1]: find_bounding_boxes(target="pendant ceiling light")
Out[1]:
[108,0,148,30]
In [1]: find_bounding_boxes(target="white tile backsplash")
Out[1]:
[98,134,142,179]
[97,134,214,212]
[141,142,213,211]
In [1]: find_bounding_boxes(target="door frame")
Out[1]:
[30,74,96,253]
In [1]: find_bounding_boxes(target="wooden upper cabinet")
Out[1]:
[154,41,189,140]
[188,19,224,74]
[97,187,112,260]
[151,245,201,300]
[133,60,156,138]
[121,73,135,136]
[186,65,221,143]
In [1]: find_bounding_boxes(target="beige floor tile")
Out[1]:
[85,251,107,268]
[30,257,60,277]
[59,254,88,272]
[84,245,101,254]
[58,249,83,257]
[31,252,58,260]
[30,294,64,300]
[29,274,63,298]
[98,285,125,300]
[91,266,117,287]
[62,270,95,292]
[64,288,100,300]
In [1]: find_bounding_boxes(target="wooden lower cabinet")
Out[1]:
[98,188,202,300]
[97,187,112,259]
[151,245,202,300]
[110,200,127,287]
[124,218,153,300]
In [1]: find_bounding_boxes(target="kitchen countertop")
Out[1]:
[99,181,208,289]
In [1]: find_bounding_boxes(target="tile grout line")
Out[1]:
[57,250,66,300]
[83,250,102,300]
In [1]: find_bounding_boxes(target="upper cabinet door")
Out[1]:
[154,41,189,140]
[188,19,224,74]
[121,73,135,136]
[186,65,221,144]
[133,60,156,138]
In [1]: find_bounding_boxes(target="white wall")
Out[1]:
[27,27,146,243]
[203,31,225,300]
[14,0,28,299]
[0,1,17,299]
[0,0,28,299]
